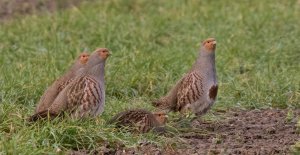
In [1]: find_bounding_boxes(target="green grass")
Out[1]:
[0,0,299,154]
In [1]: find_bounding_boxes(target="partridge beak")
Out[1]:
[212,40,217,45]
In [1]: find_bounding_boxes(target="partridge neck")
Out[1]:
[69,61,81,72]
[80,54,106,82]
[61,61,81,80]
[87,62,105,82]
[193,50,215,70]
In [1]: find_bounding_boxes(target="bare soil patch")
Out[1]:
[175,109,300,154]
[71,109,299,155]
[0,0,85,21]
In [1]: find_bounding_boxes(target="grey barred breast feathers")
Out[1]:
[28,48,110,122]
[152,38,218,116]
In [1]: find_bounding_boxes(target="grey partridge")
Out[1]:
[108,109,168,133]
[35,52,90,113]
[28,48,110,121]
[152,38,218,116]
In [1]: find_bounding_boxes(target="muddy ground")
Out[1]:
[0,0,86,21]
[71,109,299,155]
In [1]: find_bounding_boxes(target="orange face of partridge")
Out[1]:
[153,111,168,125]
[79,53,90,64]
[96,48,110,60]
[202,38,217,51]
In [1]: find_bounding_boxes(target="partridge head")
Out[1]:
[202,38,217,51]
[152,111,168,126]
[85,48,110,67]
[79,52,89,64]
[57,52,90,92]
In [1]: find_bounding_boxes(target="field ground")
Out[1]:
[70,109,300,154]
[0,0,299,154]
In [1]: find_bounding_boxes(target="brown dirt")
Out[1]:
[0,0,86,21]
[174,109,300,155]
[70,109,299,155]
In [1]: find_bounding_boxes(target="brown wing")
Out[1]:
[176,71,204,111]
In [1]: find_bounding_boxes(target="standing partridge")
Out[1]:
[152,38,218,116]
[108,109,168,133]
[35,52,90,113]
[28,48,110,121]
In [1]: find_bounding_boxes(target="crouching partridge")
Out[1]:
[152,38,218,116]
[108,109,168,133]
[35,52,89,113]
[28,48,110,121]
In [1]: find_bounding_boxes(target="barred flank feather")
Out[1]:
[177,71,204,111]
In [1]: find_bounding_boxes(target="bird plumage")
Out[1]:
[152,38,218,116]
[35,52,90,113]
[108,109,168,133]
[28,48,110,121]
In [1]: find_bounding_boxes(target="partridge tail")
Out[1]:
[27,110,62,122]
